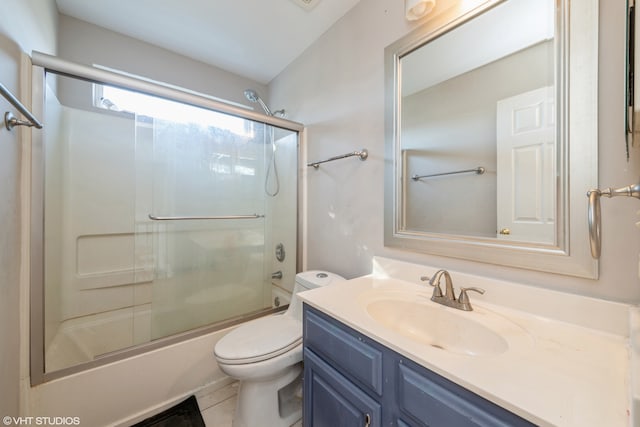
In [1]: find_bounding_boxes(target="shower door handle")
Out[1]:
[148,214,264,221]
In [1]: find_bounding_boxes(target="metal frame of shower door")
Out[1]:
[29,52,305,385]
[31,52,304,132]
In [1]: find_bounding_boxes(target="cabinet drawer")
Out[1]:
[304,306,383,396]
[397,362,536,427]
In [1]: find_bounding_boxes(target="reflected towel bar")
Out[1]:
[0,82,43,130]
[308,148,368,169]
[148,214,264,221]
[412,167,485,181]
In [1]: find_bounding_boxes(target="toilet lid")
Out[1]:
[214,315,302,365]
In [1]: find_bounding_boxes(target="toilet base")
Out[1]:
[232,363,303,427]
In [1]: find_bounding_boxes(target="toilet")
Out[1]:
[213,270,345,427]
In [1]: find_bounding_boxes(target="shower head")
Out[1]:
[243,89,259,103]
[244,89,273,116]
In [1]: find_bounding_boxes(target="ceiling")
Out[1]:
[55,0,361,84]
[402,0,554,96]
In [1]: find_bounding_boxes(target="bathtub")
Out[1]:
[30,326,232,426]
[28,284,291,426]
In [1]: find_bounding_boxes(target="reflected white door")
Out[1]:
[496,86,555,243]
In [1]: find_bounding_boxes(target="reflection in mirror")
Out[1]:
[401,0,555,243]
[384,0,599,278]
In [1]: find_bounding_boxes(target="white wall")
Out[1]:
[58,14,268,111]
[0,0,57,419]
[270,0,640,303]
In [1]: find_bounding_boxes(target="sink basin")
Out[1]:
[362,291,531,356]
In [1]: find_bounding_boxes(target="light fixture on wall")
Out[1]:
[405,0,436,21]
[290,0,320,11]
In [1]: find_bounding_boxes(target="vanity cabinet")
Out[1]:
[303,305,536,427]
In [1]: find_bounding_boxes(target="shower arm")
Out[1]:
[255,97,273,116]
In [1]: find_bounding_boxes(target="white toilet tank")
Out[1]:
[287,270,345,321]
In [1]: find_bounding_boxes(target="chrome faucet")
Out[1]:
[420,269,485,311]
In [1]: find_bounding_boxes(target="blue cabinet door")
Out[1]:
[304,348,381,427]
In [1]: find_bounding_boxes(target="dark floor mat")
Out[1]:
[132,395,206,427]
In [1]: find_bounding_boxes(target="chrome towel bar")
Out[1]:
[308,148,368,169]
[587,181,640,259]
[412,166,485,181]
[0,83,43,130]
[148,214,264,221]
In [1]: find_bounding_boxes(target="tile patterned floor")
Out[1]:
[199,382,303,427]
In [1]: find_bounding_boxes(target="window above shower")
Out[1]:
[93,84,256,138]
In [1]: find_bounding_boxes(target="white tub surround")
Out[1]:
[299,257,632,427]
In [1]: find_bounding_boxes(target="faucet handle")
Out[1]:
[457,287,485,311]
[420,275,443,298]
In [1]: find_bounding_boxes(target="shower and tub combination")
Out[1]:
[29,52,303,386]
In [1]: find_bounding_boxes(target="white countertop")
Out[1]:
[299,257,632,427]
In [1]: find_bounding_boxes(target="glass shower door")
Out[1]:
[135,106,271,339]
[33,57,301,382]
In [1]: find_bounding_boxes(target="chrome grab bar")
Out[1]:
[0,82,43,130]
[412,167,485,181]
[587,181,640,259]
[308,148,368,169]
[148,214,264,221]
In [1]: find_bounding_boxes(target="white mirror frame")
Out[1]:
[384,0,599,279]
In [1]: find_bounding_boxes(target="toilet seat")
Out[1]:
[215,315,302,365]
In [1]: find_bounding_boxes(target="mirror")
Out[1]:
[384,0,599,278]
[401,0,555,243]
